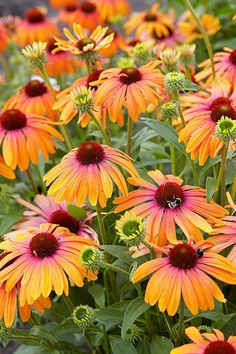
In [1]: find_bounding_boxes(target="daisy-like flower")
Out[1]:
[114,170,227,245]
[0,156,15,180]
[132,240,236,315]
[44,141,138,207]
[4,79,58,120]
[53,24,114,60]
[178,80,236,165]
[12,194,97,241]
[171,326,236,354]
[58,4,79,25]
[178,12,220,43]
[0,108,63,171]
[73,2,103,31]
[208,216,236,264]
[22,41,47,68]
[92,0,131,22]
[0,224,99,305]
[45,38,78,77]
[196,47,236,86]
[124,3,174,38]
[54,70,124,127]
[0,16,21,42]
[16,8,59,47]
[99,28,124,57]
[0,23,8,53]
[49,0,77,8]
[95,61,164,122]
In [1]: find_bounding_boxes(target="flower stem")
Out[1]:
[98,261,129,277]
[62,293,74,313]
[187,156,199,186]
[142,240,156,259]
[0,53,10,80]
[39,65,73,150]
[176,300,185,345]
[163,312,175,340]
[173,92,185,127]
[182,0,215,79]
[127,116,133,156]
[34,165,47,194]
[102,324,110,354]
[88,111,111,145]
[26,168,38,194]
[96,204,107,245]
[214,144,228,204]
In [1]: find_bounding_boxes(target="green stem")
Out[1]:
[85,58,92,75]
[98,261,129,277]
[142,240,156,259]
[231,175,236,201]
[62,293,74,313]
[34,165,47,194]
[163,312,175,340]
[39,65,73,150]
[88,111,111,145]
[0,53,11,80]
[187,156,199,186]
[214,144,228,204]
[173,92,185,127]
[183,0,215,79]
[30,313,40,326]
[176,300,185,345]
[26,168,38,194]
[170,144,176,175]
[96,204,107,245]
[102,324,110,354]
[127,116,133,156]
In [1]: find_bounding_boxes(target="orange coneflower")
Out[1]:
[0,254,51,328]
[99,28,124,57]
[16,8,59,47]
[74,1,103,31]
[92,0,131,22]
[132,240,236,315]
[171,326,236,354]
[49,0,78,8]
[4,79,58,120]
[0,224,99,305]
[45,38,79,77]
[114,170,227,245]
[178,80,236,165]
[95,61,164,122]
[0,156,15,180]
[196,47,236,86]
[125,3,174,39]
[178,12,220,43]
[44,141,138,207]
[0,23,8,53]
[12,194,98,241]
[53,24,114,58]
[0,108,63,171]
[0,16,21,43]
[54,69,124,127]
[58,4,79,25]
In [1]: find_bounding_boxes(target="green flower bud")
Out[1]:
[216,116,236,142]
[72,305,95,328]
[116,212,145,246]
[0,184,12,201]
[161,102,178,121]
[70,86,95,117]
[80,246,102,271]
[22,42,47,68]
[164,71,185,94]
[124,324,144,344]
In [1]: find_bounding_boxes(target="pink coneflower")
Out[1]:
[12,194,97,241]
[114,169,227,245]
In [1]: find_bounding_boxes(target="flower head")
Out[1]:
[70,86,95,116]
[72,305,95,327]
[177,43,196,66]
[171,326,236,354]
[115,212,145,246]
[161,102,178,121]
[0,224,99,305]
[22,41,47,68]
[124,324,144,344]
[132,240,236,315]
[216,116,236,142]
[44,141,137,207]
[160,49,180,72]
[80,246,102,271]
[114,169,227,245]
[164,71,185,94]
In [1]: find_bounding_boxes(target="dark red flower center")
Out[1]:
[64,4,77,12]
[26,8,45,23]
[49,210,79,234]
[76,141,105,165]
[204,340,235,354]
[80,1,96,13]
[153,25,174,39]
[210,97,236,122]
[128,39,141,47]
[229,49,236,65]
[77,38,95,51]
[119,67,142,84]
[30,232,58,258]
[24,80,47,97]
[87,70,103,90]
[0,109,27,131]
[46,39,64,54]
[144,13,157,22]
[155,182,184,208]
[169,244,198,269]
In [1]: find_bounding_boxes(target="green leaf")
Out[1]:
[88,283,106,308]
[151,336,174,354]
[101,245,132,265]
[141,118,186,154]
[121,297,150,338]
[67,205,87,220]
[110,337,138,354]
[206,177,218,202]
[14,346,60,354]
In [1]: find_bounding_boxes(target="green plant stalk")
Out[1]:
[102,324,110,354]
[176,300,185,345]
[127,116,133,156]
[173,92,185,127]
[0,53,11,80]
[88,111,111,146]
[214,144,228,204]
[187,156,199,186]
[34,165,47,194]
[142,240,156,259]
[26,168,38,194]
[163,312,175,340]
[62,293,74,313]
[39,65,74,150]
[96,204,107,245]
[183,0,215,79]
[85,58,92,75]
[98,261,129,277]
